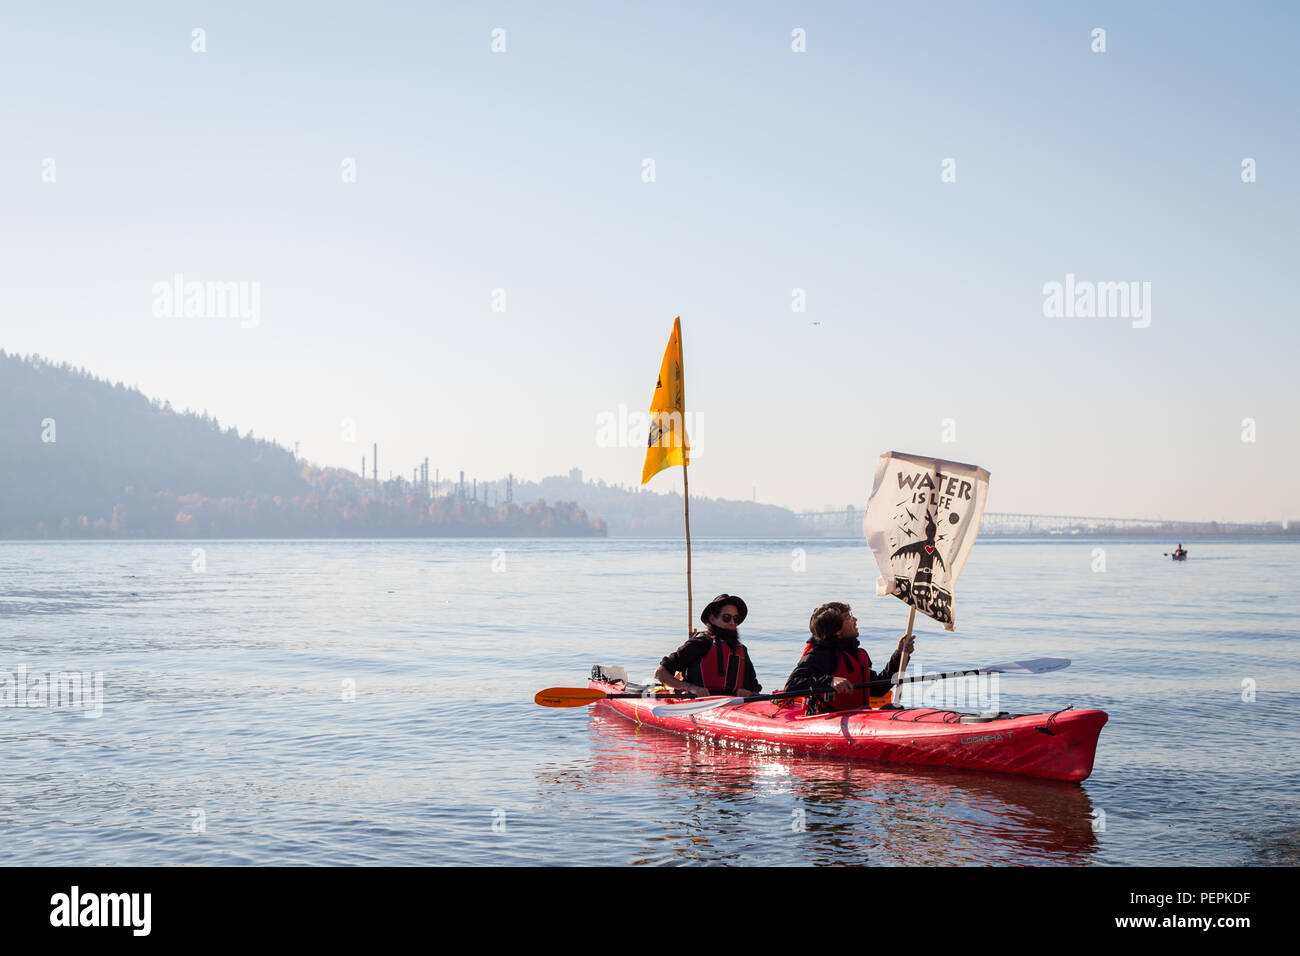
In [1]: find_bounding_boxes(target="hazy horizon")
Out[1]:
[3,2,1295,523]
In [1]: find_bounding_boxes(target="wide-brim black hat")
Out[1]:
[701,594,748,625]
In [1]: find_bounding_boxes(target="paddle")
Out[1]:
[651,657,1072,717]
[534,687,687,708]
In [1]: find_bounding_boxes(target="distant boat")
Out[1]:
[1171,549,1188,561]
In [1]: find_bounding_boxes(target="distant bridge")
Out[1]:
[795,507,1195,536]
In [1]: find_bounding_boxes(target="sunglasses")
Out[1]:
[718,613,741,624]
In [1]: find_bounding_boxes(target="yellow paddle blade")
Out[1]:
[534,687,605,708]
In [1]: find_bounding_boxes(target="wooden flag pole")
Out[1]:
[678,316,693,635]
[892,605,917,700]
[683,460,694,634]
[640,317,693,636]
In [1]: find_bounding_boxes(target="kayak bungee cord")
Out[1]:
[641,658,1074,717]
[535,659,1071,713]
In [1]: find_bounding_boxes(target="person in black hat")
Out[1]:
[653,594,761,698]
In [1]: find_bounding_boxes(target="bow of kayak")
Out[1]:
[587,676,1107,783]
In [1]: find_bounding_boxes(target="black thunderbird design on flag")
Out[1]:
[863,452,991,632]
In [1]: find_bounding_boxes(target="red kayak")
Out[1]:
[587,671,1107,783]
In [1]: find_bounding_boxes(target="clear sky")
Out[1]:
[2,1,1296,522]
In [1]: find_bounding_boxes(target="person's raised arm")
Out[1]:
[875,633,916,682]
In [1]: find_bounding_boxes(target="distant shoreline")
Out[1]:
[1,532,1295,544]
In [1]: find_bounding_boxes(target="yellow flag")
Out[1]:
[641,316,690,484]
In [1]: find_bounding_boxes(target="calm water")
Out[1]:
[0,537,1296,866]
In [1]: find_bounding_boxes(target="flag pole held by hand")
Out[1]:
[894,605,917,700]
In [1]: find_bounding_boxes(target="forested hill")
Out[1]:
[0,351,604,538]
[1,351,308,535]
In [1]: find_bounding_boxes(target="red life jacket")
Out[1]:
[800,640,893,711]
[684,635,748,694]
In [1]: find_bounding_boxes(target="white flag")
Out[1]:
[863,451,990,631]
